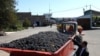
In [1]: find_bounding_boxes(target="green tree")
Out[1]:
[23,18,31,28]
[0,0,18,30]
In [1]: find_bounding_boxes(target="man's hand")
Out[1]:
[68,37,73,40]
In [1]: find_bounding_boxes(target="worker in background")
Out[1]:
[67,25,74,34]
[78,25,83,35]
[50,24,52,28]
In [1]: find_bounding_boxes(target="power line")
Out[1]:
[52,6,85,13]
[91,5,100,10]
[82,5,91,11]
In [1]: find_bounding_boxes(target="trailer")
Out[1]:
[0,21,81,56]
[77,15,91,30]
[77,18,91,30]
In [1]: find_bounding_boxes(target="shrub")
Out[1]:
[23,18,31,29]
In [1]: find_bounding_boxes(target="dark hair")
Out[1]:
[82,41,88,46]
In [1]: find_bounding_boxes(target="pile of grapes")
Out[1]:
[0,31,70,52]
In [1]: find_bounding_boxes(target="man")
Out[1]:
[72,38,89,56]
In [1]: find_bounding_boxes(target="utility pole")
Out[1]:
[90,5,93,28]
[49,3,51,14]
[48,1,52,20]
[90,5,91,10]
[83,8,85,15]
[86,5,88,10]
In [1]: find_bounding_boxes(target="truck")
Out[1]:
[0,21,82,56]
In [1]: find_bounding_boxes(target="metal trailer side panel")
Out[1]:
[0,35,75,56]
[54,40,74,56]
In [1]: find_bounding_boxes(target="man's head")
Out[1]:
[82,41,88,47]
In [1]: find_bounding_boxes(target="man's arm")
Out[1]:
[72,38,82,47]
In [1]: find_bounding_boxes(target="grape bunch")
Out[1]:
[0,31,70,52]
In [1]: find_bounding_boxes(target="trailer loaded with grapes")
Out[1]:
[0,21,82,56]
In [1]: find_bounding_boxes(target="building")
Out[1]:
[30,15,46,26]
[84,10,100,16]
[17,12,54,27]
[77,10,100,29]
[17,12,32,22]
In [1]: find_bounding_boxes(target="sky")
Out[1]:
[16,0,100,18]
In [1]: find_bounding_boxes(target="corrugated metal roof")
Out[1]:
[77,15,91,19]
[85,10,100,15]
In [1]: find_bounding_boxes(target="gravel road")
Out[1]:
[0,26,57,44]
